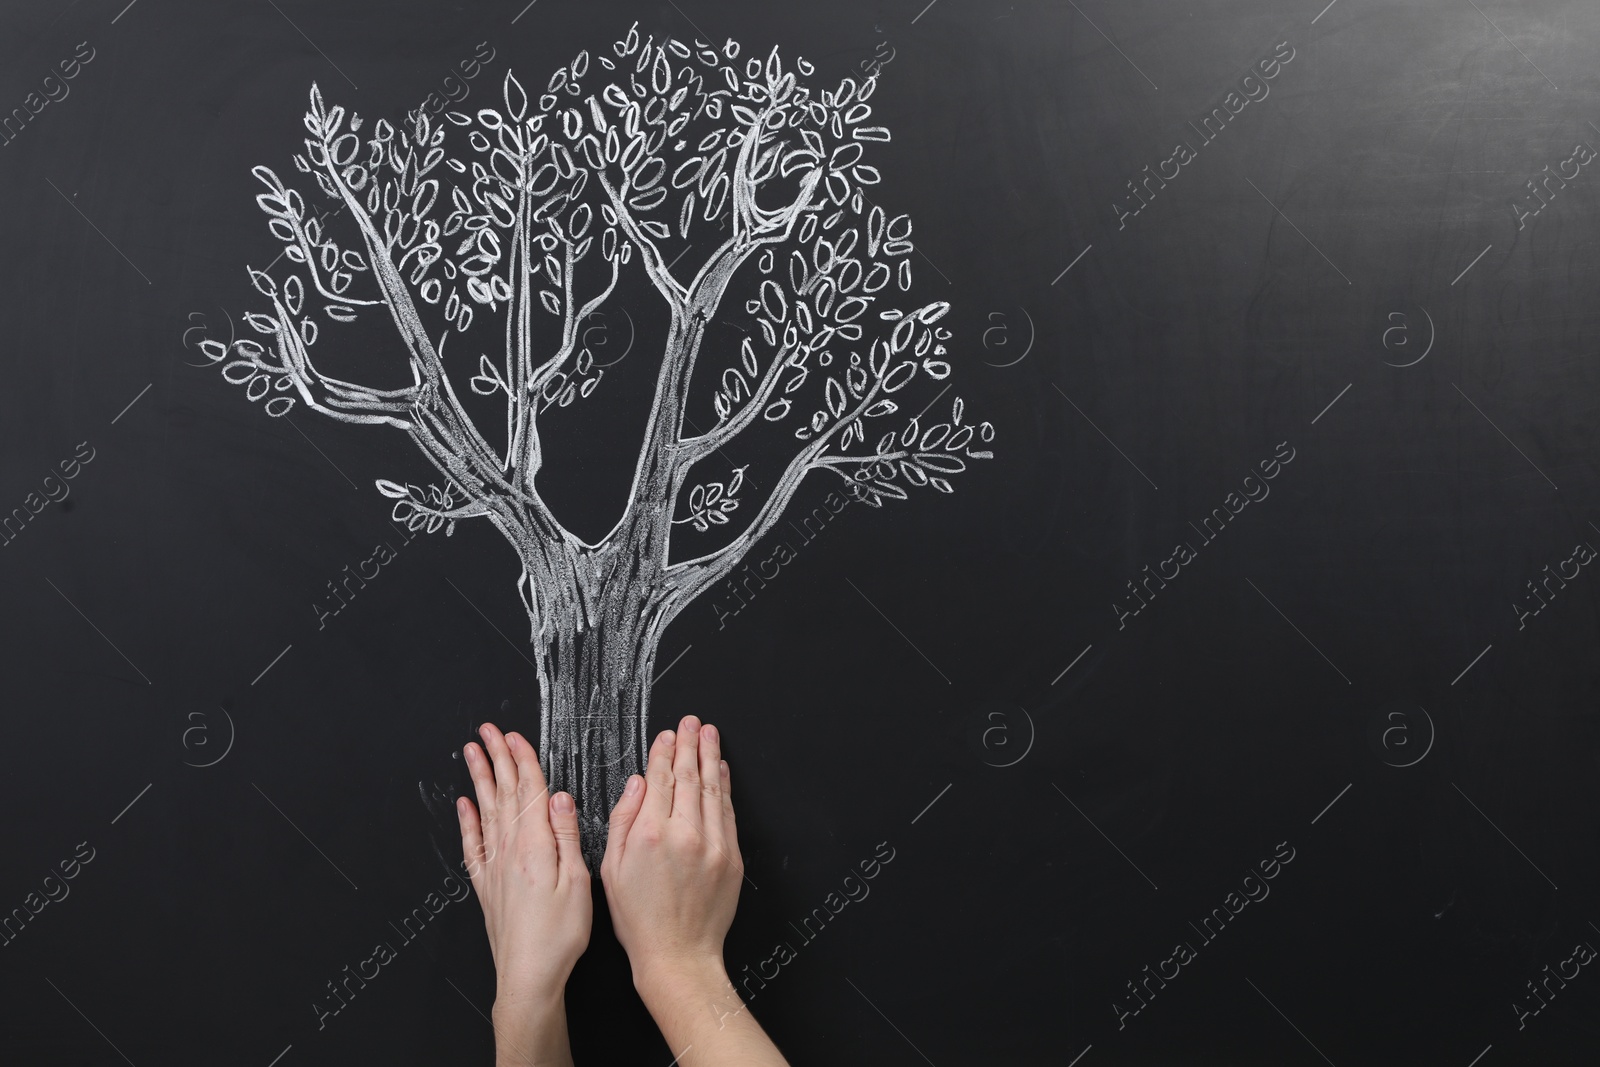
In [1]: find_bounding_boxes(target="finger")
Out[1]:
[456,795,486,884]
[549,792,586,878]
[479,723,518,810]
[464,741,498,825]
[699,722,725,844]
[602,775,646,874]
[640,728,676,826]
[719,759,738,850]
[671,714,703,828]
[506,732,554,836]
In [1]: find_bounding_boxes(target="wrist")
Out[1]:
[633,954,731,1006]
[492,983,566,1021]
[491,988,570,1067]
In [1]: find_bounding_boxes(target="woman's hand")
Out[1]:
[600,714,743,993]
[601,715,787,1065]
[458,722,590,1067]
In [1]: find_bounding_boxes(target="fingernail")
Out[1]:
[720,760,729,777]
[660,729,675,746]
[702,724,718,743]
[552,792,574,814]
[625,776,643,796]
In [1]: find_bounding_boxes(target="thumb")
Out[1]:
[602,775,646,871]
[549,792,584,875]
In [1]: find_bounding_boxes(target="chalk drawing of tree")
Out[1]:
[203,23,994,861]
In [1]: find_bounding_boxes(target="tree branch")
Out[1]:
[508,223,623,490]
[504,185,537,476]
[663,375,886,612]
[673,337,796,462]
[529,239,622,398]
[611,139,826,570]
[596,172,687,307]
[285,221,383,308]
[307,121,573,545]
[813,449,913,472]
[266,293,418,427]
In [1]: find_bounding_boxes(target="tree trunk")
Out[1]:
[531,584,667,870]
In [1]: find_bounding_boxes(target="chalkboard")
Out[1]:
[3,0,1599,1063]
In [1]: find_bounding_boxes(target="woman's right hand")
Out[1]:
[599,714,744,994]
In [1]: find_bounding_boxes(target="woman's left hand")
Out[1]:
[458,722,590,1066]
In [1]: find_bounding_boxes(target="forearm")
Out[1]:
[635,960,790,1067]
[492,991,574,1067]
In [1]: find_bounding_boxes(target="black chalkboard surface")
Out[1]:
[4,0,1600,1064]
